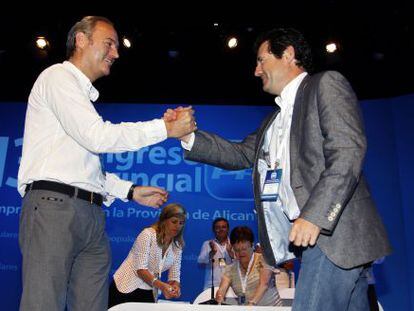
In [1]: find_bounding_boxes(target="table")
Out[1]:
[109,302,291,311]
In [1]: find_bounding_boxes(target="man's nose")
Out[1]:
[254,64,262,76]
[112,47,119,59]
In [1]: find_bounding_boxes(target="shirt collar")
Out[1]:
[275,72,308,109]
[63,61,100,102]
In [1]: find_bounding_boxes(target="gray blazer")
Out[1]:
[185,71,391,269]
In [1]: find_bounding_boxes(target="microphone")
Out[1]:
[199,240,218,304]
[209,240,217,259]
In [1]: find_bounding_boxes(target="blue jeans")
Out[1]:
[292,245,369,311]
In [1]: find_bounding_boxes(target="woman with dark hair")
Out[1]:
[108,203,186,307]
[215,226,282,306]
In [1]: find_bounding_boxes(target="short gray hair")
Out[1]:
[66,16,114,59]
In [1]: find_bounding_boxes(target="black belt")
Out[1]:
[26,180,103,206]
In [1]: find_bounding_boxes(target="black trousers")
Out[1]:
[108,280,154,308]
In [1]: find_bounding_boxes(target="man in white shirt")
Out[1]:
[17,16,196,311]
[168,28,391,310]
[197,217,234,290]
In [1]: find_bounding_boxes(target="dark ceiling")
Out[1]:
[0,2,413,105]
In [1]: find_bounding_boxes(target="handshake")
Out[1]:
[163,106,196,142]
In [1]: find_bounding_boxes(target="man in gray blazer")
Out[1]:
[175,28,391,310]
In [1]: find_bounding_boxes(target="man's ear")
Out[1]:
[283,46,296,63]
[75,32,88,49]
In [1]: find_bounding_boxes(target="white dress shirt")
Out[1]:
[256,72,307,263]
[260,72,308,221]
[114,227,182,293]
[18,61,167,204]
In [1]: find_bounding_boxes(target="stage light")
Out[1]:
[35,37,49,50]
[227,37,238,49]
[326,42,338,53]
[122,37,132,48]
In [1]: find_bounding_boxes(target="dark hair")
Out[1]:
[254,27,313,72]
[230,226,254,245]
[66,16,114,59]
[212,217,229,231]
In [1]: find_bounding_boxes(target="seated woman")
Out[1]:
[108,203,186,307]
[215,226,282,306]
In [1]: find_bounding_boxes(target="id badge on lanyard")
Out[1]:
[261,122,284,202]
[261,158,282,202]
[218,257,226,268]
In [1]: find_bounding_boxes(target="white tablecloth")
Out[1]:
[109,302,291,311]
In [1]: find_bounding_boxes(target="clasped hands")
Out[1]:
[209,240,217,257]
[163,106,196,142]
[163,106,197,139]
[161,280,181,299]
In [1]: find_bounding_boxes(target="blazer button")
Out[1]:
[335,203,341,209]
[330,212,336,217]
[328,216,334,221]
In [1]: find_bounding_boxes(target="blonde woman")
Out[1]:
[108,203,186,307]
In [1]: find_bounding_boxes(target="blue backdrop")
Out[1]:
[0,96,413,310]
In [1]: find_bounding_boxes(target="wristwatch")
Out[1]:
[127,184,137,201]
[151,276,158,287]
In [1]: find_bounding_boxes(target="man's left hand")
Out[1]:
[289,218,321,247]
[132,186,168,208]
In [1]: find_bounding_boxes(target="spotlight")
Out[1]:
[35,36,49,50]
[122,37,132,48]
[326,42,338,53]
[227,36,238,49]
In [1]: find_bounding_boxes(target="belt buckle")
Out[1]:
[90,192,93,204]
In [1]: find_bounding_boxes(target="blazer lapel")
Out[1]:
[290,75,310,175]
[252,109,280,209]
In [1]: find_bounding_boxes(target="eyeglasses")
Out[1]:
[233,246,253,253]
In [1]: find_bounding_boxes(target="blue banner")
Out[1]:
[0,98,413,310]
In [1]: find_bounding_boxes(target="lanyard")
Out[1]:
[153,242,171,301]
[158,242,171,277]
[264,105,292,169]
[237,253,255,294]
[213,238,229,257]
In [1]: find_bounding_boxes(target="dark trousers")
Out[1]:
[108,280,154,308]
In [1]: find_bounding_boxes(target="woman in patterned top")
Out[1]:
[215,226,282,306]
[108,203,186,307]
